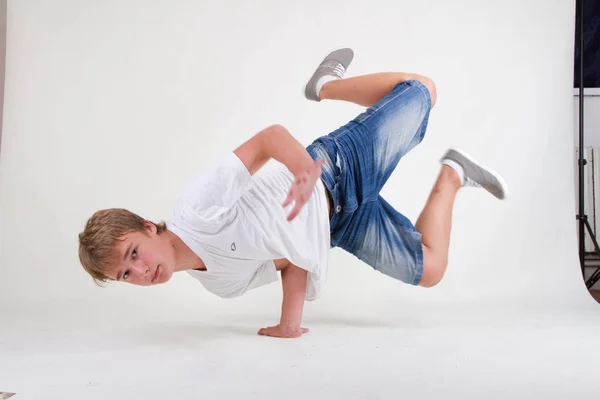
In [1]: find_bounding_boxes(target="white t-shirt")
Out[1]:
[166,152,331,301]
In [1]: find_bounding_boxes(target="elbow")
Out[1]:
[259,124,290,148]
[257,124,286,146]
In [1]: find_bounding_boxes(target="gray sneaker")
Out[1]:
[304,48,354,102]
[441,148,507,200]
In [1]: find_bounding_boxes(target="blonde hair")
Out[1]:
[78,208,166,285]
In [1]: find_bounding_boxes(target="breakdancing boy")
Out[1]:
[78,48,506,338]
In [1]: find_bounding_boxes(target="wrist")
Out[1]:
[280,264,307,329]
[278,320,301,334]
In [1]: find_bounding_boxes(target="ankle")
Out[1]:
[440,165,462,189]
[318,80,337,100]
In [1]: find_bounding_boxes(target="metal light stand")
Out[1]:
[576,0,600,289]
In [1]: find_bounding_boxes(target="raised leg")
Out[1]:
[303,48,436,108]
[416,149,508,287]
[320,72,437,108]
[415,166,461,287]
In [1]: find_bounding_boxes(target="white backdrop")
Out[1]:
[1,0,599,399]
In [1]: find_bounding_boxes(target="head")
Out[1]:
[78,208,177,286]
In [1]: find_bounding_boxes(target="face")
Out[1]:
[109,222,177,286]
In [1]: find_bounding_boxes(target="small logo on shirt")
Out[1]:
[231,242,236,251]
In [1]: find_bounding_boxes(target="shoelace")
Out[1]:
[464,177,481,187]
[320,60,346,78]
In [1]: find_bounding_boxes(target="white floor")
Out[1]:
[2,290,599,399]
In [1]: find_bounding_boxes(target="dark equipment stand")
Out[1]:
[576,0,600,289]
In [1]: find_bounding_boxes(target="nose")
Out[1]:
[131,261,150,279]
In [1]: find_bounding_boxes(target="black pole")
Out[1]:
[579,0,585,277]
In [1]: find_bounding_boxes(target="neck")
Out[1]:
[165,229,206,272]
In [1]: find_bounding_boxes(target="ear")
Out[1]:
[144,220,157,234]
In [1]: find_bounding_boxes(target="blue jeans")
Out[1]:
[306,80,432,285]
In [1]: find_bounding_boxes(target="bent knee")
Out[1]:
[414,75,437,108]
[419,257,446,288]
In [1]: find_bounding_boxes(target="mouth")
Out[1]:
[151,265,161,283]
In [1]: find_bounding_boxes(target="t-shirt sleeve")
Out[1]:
[182,152,252,219]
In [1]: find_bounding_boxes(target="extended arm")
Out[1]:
[280,263,308,332]
[258,262,309,338]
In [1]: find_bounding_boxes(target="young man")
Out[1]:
[78,48,506,338]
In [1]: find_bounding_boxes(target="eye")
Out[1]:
[123,270,130,280]
[132,248,138,259]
